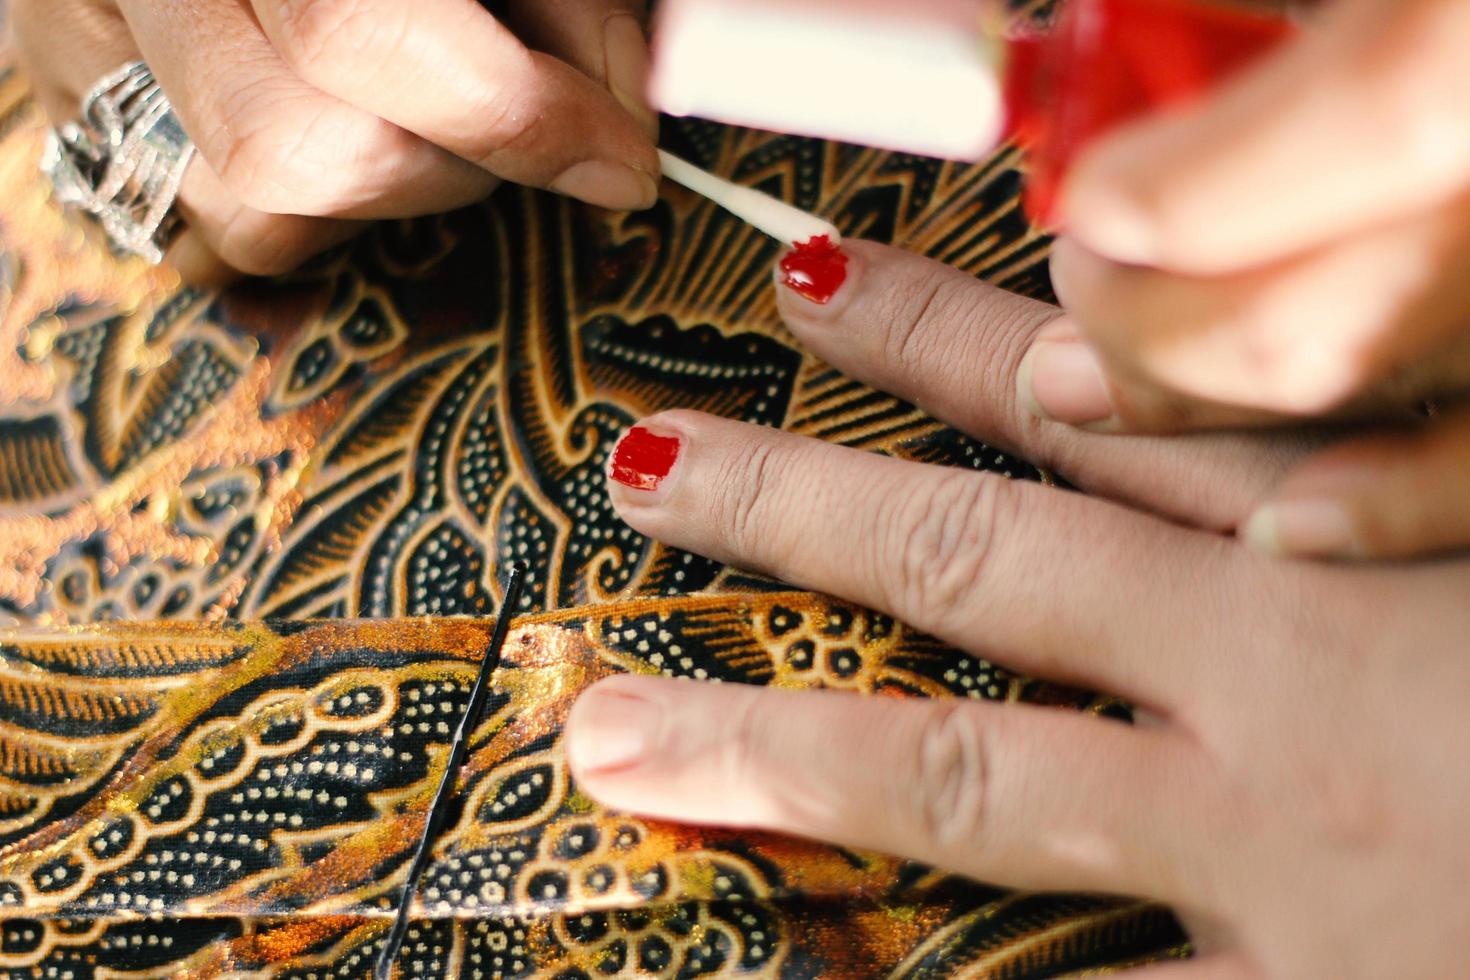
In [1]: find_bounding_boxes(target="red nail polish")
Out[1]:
[779,234,848,305]
[1004,0,1293,225]
[610,426,681,491]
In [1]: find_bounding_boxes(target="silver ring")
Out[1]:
[41,61,196,264]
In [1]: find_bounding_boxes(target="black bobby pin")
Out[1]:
[374,563,527,980]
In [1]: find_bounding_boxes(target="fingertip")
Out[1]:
[566,677,665,779]
[772,237,871,324]
[164,231,243,288]
[605,416,690,514]
[1241,498,1361,560]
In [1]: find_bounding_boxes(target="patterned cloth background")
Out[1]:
[0,22,1187,976]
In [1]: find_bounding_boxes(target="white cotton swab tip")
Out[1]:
[657,150,840,246]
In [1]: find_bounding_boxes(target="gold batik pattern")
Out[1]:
[0,51,1186,977]
[0,610,1177,977]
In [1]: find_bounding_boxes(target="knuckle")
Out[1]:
[717,691,822,831]
[711,439,785,559]
[208,92,404,215]
[910,706,990,849]
[881,271,960,368]
[871,263,1053,444]
[203,87,312,208]
[721,693,763,790]
[718,692,800,825]
[267,0,545,168]
[889,472,1011,628]
[468,75,546,168]
[270,0,393,83]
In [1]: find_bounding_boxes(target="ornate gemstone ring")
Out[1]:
[40,61,195,264]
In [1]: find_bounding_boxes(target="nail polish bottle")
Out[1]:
[651,0,1293,225]
[1003,0,1294,223]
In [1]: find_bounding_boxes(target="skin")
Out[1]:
[21,0,1465,556]
[21,2,1465,968]
[569,240,1470,978]
[1024,0,1470,558]
[12,0,660,282]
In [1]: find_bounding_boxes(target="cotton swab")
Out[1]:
[657,149,840,246]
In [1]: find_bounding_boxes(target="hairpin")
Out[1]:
[374,563,528,980]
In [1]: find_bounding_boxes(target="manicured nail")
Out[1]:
[1243,500,1360,559]
[1018,337,1114,425]
[604,14,659,138]
[778,235,848,305]
[609,426,681,491]
[567,689,661,773]
[552,159,659,210]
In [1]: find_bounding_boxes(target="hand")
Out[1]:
[1022,0,1470,558]
[13,0,660,281]
[567,241,1470,978]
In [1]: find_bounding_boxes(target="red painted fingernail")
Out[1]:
[779,235,848,304]
[609,426,681,491]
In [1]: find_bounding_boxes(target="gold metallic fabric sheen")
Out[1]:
[0,59,1184,977]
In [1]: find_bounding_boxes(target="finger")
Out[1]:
[27,0,376,278]
[773,239,1312,532]
[116,0,497,221]
[1062,0,1470,273]
[1244,405,1470,560]
[500,0,659,137]
[10,0,129,125]
[1037,206,1470,431]
[567,675,1207,902]
[248,0,660,208]
[169,161,366,280]
[604,411,1288,709]
[164,229,242,288]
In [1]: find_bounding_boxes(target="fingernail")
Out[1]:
[604,14,659,139]
[567,689,661,773]
[552,159,658,210]
[777,236,849,305]
[1243,500,1360,559]
[1018,337,1114,425]
[609,425,681,491]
